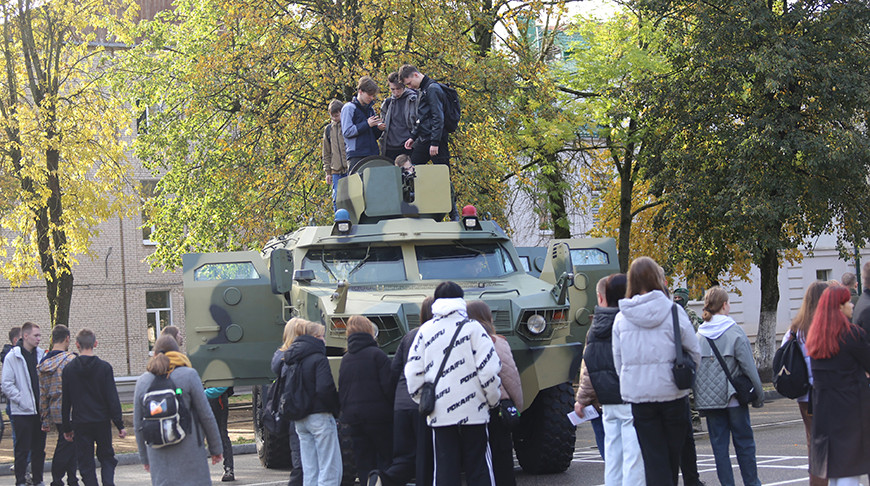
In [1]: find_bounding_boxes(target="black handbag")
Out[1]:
[497,398,521,431]
[671,305,697,390]
[706,337,757,406]
[418,319,467,417]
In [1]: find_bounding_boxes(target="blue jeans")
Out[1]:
[591,415,605,460]
[331,173,347,211]
[295,413,342,486]
[704,405,761,486]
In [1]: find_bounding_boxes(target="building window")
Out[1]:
[146,291,172,350]
[816,269,832,282]
[141,179,158,244]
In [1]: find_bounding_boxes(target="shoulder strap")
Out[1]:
[672,304,683,361]
[706,337,739,389]
[432,318,469,389]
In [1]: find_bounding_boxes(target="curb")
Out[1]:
[0,443,257,476]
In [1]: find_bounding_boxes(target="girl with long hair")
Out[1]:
[134,335,223,485]
[782,281,828,486]
[805,286,870,486]
[271,318,308,486]
[693,287,763,486]
[612,257,701,486]
[466,300,523,486]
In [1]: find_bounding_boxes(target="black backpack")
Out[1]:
[279,361,314,420]
[139,373,191,448]
[772,331,810,399]
[261,376,284,434]
[438,83,461,133]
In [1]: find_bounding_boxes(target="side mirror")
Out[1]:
[269,249,294,294]
[550,243,574,305]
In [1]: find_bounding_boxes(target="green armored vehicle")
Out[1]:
[181,158,618,477]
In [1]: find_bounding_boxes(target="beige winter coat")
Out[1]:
[494,336,523,410]
[322,120,347,176]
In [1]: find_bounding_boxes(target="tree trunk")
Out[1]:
[543,152,570,239]
[754,247,780,383]
[617,166,633,273]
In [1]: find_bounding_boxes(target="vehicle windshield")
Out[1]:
[416,243,517,280]
[301,246,405,284]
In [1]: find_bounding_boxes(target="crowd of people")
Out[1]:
[574,257,870,486]
[322,65,459,220]
[2,256,870,486]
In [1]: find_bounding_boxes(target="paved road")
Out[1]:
[109,397,817,485]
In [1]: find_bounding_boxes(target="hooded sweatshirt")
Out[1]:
[404,297,502,427]
[694,314,765,409]
[282,335,340,417]
[61,354,124,432]
[612,290,701,403]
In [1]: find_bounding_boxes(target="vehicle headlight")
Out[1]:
[527,314,547,334]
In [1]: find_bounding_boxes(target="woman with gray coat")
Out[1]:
[693,287,764,486]
[134,335,223,485]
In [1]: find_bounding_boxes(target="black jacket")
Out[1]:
[810,326,870,477]
[390,328,419,411]
[853,288,870,335]
[0,343,14,364]
[338,333,393,424]
[583,306,623,405]
[411,75,446,144]
[283,335,339,417]
[61,355,123,432]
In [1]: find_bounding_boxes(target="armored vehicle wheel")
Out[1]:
[252,384,292,469]
[514,382,575,474]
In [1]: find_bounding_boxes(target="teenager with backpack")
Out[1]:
[806,286,870,486]
[134,335,222,486]
[399,64,459,221]
[780,281,828,486]
[270,319,306,486]
[338,316,393,485]
[280,320,341,486]
[60,328,126,486]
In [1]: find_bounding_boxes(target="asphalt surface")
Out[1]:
[105,395,824,485]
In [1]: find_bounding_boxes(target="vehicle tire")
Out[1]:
[337,418,357,486]
[514,382,576,474]
[252,384,292,469]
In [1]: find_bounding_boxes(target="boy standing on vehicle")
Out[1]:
[342,76,384,173]
[62,328,127,486]
[324,99,348,209]
[2,321,46,486]
[38,324,79,486]
[380,72,418,161]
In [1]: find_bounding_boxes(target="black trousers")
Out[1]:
[488,409,516,486]
[74,421,118,486]
[384,146,412,162]
[380,409,431,486]
[432,423,494,486]
[349,421,393,485]
[409,137,450,166]
[287,420,302,486]
[680,405,702,485]
[632,397,691,486]
[209,394,234,469]
[12,414,46,485]
[51,423,78,486]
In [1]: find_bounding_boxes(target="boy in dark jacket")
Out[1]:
[61,329,127,486]
[38,324,78,486]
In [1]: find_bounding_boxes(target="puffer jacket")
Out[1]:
[612,290,701,403]
[38,349,76,426]
[405,297,501,427]
[281,335,340,417]
[693,315,764,409]
[1,345,46,415]
[583,306,622,405]
[493,336,523,410]
[339,332,393,425]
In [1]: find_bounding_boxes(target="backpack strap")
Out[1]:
[672,304,684,363]
[706,337,740,391]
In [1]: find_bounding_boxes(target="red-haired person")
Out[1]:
[805,286,870,486]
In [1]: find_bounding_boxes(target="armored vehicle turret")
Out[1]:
[182,158,618,479]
